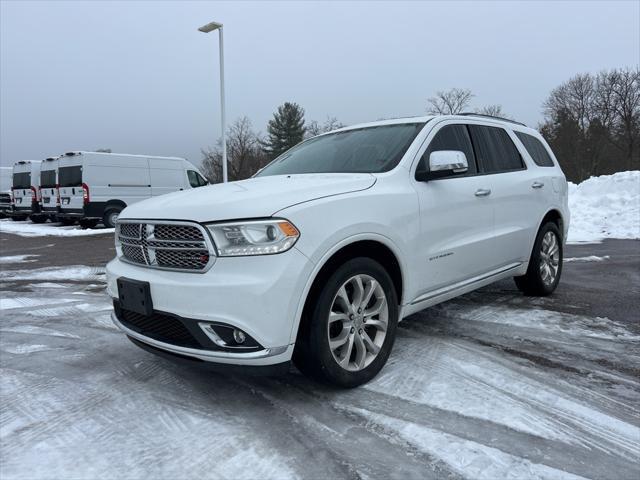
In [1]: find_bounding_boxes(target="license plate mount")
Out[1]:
[117,277,153,316]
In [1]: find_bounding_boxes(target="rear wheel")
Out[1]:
[102,207,122,228]
[514,222,563,296]
[294,257,398,388]
[29,214,47,224]
[11,215,28,221]
[59,218,76,226]
[79,219,99,229]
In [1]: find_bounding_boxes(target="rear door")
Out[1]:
[12,170,31,208]
[467,124,540,266]
[412,122,495,295]
[40,166,57,208]
[58,164,84,210]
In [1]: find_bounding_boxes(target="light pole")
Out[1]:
[198,20,227,183]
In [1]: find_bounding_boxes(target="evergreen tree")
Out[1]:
[263,102,306,159]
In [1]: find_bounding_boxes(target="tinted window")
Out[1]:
[257,123,425,176]
[41,170,56,187]
[13,172,30,189]
[418,124,477,175]
[188,170,207,188]
[515,132,555,167]
[58,166,82,187]
[468,125,524,173]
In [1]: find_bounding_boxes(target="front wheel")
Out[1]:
[514,222,563,296]
[294,257,398,388]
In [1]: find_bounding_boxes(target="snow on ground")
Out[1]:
[564,255,610,262]
[0,254,39,264]
[1,272,638,479]
[568,171,640,243]
[0,265,105,282]
[0,219,114,237]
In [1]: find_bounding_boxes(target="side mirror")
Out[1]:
[416,150,468,181]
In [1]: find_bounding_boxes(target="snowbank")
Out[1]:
[0,219,114,237]
[567,171,640,243]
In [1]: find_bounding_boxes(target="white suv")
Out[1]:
[106,114,569,387]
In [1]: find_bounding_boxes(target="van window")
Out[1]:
[13,172,30,189]
[187,170,208,187]
[468,125,524,173]
[59,166,82,187]
[417,124,477,176]
[515,132,555,167]
[41,170,56,187]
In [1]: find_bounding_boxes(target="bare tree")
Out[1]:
[426,88,474,115]
[475,104,511,119]
[305,116,346,138]
[201,116,269,183]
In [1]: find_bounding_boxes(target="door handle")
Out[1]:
[475,188,492,197]
[532,181,544,189]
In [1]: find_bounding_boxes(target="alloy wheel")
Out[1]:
[539,231,560,286]
[327,274,389,372]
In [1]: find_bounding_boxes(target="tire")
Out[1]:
[11,215,28,221]
[294,257,399,388]
[79,219,99,229]
[102,207,122,229]
[29,214,47,224]
[59,218,76,226]
[514,222,563,296]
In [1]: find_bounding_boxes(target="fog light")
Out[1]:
[233,329,246,344]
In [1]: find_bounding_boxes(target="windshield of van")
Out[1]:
[256,123,426,177]
[41,170,56,187]
[12,172,30,189]
[59,166,82,187]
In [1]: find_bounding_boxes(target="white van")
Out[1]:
[57,152,208,228]
[40,156,61,222]
[0,167,11,218]
[11,161,46,222]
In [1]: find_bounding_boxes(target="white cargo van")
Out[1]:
[11,161,46,222]
[40,156,61,222]
[57,152,208,228]
[0,166,11,218]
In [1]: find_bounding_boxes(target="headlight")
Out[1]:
[206,219,300,256]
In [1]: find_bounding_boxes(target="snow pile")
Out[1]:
[568,171,640,243]
[0,219,114,237]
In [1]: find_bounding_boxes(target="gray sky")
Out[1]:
[1,0,638,167]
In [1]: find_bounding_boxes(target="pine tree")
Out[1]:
[263,102,306,159]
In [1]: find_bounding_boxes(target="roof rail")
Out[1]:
[458,112,526,127]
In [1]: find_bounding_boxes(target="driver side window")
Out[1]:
[188,170,207,188]
[417,124,477,176]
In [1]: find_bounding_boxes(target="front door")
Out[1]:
[412,122,495,296]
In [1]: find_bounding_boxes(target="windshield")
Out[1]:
[257,123,426,176]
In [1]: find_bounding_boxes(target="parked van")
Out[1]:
[0,167,11,218]
[11,161,46,222]
[57,152,208,228]
[40,156,61,222]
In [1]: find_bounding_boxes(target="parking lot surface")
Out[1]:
[1,228,639,480]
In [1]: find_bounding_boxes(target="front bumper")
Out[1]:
[106,248,313,366]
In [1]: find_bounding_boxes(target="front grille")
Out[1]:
[117,221,215,272]
[115,304,201,348]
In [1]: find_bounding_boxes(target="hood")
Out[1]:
[120,173,376,222]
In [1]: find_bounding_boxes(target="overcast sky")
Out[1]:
[1,0,638,167]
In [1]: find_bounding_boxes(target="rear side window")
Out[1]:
[13,172,30,189]
[515,132,555,167]
[418,124,477,175]
[468,125,524,173]
[58,166,82,187]
[41,170,56,187]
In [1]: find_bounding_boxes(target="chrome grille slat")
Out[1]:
[117,220,215,272]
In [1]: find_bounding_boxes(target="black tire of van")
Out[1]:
[79,219,99,229]
[11,215,28,221]
[59,218,76,226]
[103,207,122,229]
[30,214,47,224]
